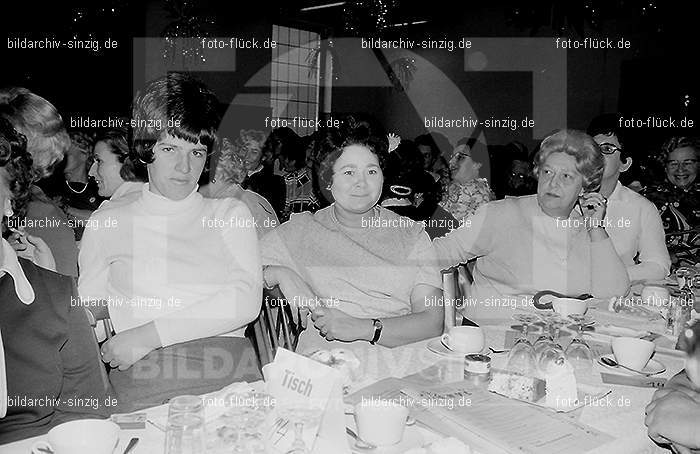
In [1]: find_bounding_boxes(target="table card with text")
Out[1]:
[262,348,347,454]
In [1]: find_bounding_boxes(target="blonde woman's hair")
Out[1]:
[0,87,70,178]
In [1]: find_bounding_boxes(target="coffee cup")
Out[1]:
[441,326,485,353]
[31,419,119,454]
[641,285,670,308]
[354,400,410,446]
[551,297,589,318]
[612,337,655,371]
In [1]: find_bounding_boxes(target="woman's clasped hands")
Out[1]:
[100,322,162,371]
[310,302,372,343]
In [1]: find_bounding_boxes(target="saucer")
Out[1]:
[598,354,666,376]
[348,424,424,454]
[427,338,484,358]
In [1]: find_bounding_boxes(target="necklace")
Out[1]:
[65,180,88,194]
[331,204,379,228]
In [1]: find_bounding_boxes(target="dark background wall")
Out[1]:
[2,0,697,163]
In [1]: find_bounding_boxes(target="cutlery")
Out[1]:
[599,356,654,376]
[346,427,376,450]
[123,437,139,454]
[488,347,509,354]
[146,418,165,432]
[36,448,54,454]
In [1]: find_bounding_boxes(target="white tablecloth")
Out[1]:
[0,308,686,454]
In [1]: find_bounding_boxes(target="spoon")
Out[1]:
[489,347,509,354]
[346,427,376,450]
[600,356,653,376]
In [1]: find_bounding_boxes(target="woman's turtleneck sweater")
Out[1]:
[78,184,262,347]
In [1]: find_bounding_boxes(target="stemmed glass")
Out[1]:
[277,402,324,454]
[536,315,567,376]
[565,314,596,379]
[222,391,255,453]
[507,313,541,375]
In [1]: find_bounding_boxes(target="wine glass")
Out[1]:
[565,314,596,379]
[537,316,567,375]
[533,313,560,357]
[507,313,540,375]
[277,402,324,454]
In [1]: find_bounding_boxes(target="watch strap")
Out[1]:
[370,318,382,344]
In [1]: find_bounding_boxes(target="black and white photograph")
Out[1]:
[1,1,699,453]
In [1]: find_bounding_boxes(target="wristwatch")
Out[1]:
[370,318,383,345]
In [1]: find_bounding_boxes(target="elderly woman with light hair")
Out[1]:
[0,87,78,276]
[434,129,630,324]
[200,130,279,237]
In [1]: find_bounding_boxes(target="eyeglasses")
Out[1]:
[599,143,622,155]
[666,160,698,170]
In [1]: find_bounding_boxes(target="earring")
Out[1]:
[211,178,217,184]
[325,184,332,190]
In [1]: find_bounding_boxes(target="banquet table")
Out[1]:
[0,306,688,454]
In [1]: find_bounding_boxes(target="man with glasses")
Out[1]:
[588,114,670,284]
[642,136,700,233]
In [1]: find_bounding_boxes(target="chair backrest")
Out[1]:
[249,288,300,368]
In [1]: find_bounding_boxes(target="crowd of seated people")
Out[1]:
[0,87,79,276]
[1,73,699,449]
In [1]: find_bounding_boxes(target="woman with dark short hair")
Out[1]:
[642,136,700,232]
[434,130,630,324]
[261,119,443,354]
[78,74,262,410]
[89,126,147,208]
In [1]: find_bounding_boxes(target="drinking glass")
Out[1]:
[164,413,205,454]
[565,314,596,379]
[165,396,205,454]
[537,316,566,375]
[277,403,324,454]
[168,395,204,419]
[533,314,559,358]
[507,313,540,375]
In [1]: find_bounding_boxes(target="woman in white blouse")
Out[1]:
[434,130,630,325]
[79,74,262,410]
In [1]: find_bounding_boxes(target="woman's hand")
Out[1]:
[8,231,56,272]
[100,322,162,371]
[310,305,371,342]
[264,265,318,328]
[579,192,608,226]
[645,390,700,450]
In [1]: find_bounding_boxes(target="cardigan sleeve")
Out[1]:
[57,280,110,418]
[152,202,262,347]
[432,202,496,270]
